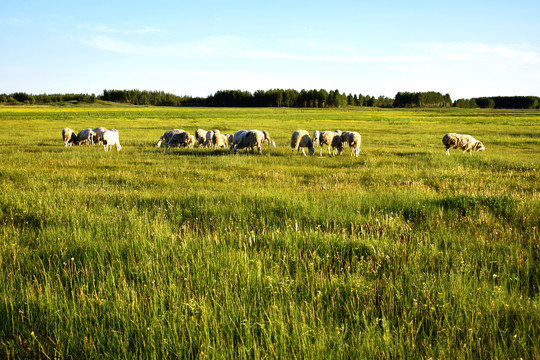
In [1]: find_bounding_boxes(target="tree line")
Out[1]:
[1,90,538,109]
[453,96,540,109]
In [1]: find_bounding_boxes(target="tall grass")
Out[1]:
[0,106,538,358]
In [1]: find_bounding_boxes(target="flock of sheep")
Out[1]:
[154,128,364,156]
[155,128,276,154]
[62,127,121,151]
[61,126,485,156]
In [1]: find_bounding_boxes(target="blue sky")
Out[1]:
[2,0,539,99]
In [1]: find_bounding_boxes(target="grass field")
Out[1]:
[0,105,539,359]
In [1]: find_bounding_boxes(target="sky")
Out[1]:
[1,0,539,100]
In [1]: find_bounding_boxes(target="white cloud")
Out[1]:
[135,25,166,34]
[79,24,166,35]
[78,32,539,73]
[68,34,540,98]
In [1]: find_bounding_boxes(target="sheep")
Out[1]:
[442,133,485,155]
[156,129,184,147]
[291,130,315,156]
[92,127,107,144]
[262,130,276,147]
[218,133,229,148]
[166,131,192,149]
[212,130,227,148]
[230,130,247,151]
[186,134,196,148]
[205,130,214,147]
[77,128,96,146]
[319,131,343,156]
[102,129,122,151]
[232,130,264,154]
[312,130,320,147]
[341,131,362,156]
[62,128,78,146]
[222,134,230,147]
[195,129,207,142]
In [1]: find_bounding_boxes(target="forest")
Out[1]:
[1,89,539,109]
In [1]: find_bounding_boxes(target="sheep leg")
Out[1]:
[301,148,306,156]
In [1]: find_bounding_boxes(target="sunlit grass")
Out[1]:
[0,106,539,358]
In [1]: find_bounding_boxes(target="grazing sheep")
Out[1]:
[222,134,230,147]
[92,127,107,144]
[291,130,315,156]
[319,131,343,156]
[442,133,485,155]
[195,129,207,142]
[230,130,248,151]
[312,130,320,147]
[186,134,196,148]
[77,128,96,146]
[233,130,264,154]
[218,133,229,148]
[205,130,214,147]
[212,130,227,148]
[62,128,78,146]
[341,131,362,156]
[166,131,192,149]
[102,129,122,151]
[156,129,184,147]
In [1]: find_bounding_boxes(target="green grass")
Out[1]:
[0,106,539,359]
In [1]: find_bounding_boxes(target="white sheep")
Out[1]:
[166,131,192,149]
[442,133,485,155]
[319,131,343,156]
[156,129,184,147]
[291,130,315,156]
[341,131,362,156]
[186,134,196,148]
[77,128,96,146]
[212,130,227,148]
[232,130,264,154]
[230,130,247,151]
[62,128,78,146]
[205,130,214,147]
[195,129,207,142]
[102,129,122,151]
[222,134,230,147]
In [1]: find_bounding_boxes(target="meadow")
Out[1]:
[0,105,538,359]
